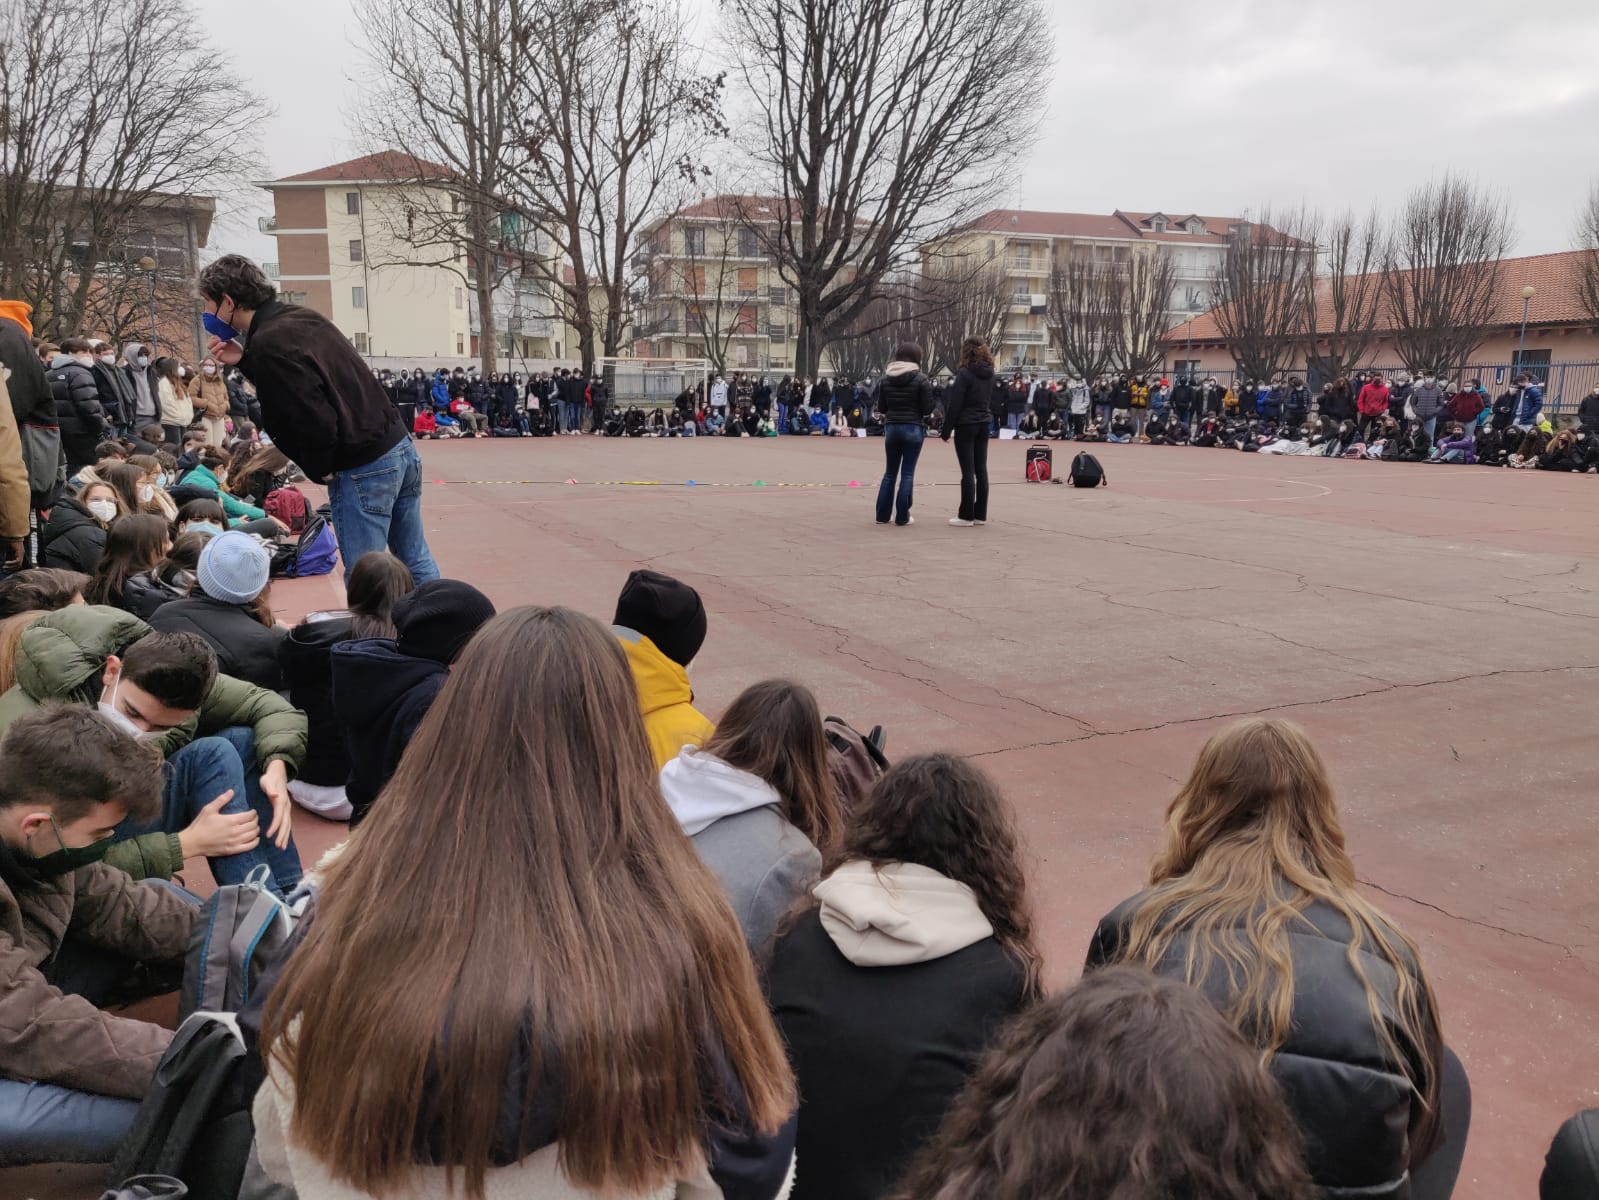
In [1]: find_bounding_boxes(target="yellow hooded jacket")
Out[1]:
[617,628,714,768]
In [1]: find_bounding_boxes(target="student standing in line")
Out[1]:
[940,337,996,528]
[873,343,936,527]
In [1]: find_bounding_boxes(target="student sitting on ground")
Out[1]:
[612,569,713,769]
[1043,411,1065,439]
[279,551,415,821]
[0,706,201,1166]
[0,567,89,619]
[42,478,124,574]
[1536,429,1583,471]
[890,966,1317,1200]
[827,406,849,436]
[0,612,304,894]
[84,514,170,611]
[120,531,206,621]
[248,607,798,1200]
[1428,423,1476,465]
[1107,412,1133,442]
[1087,718,1467,1200]
[148,529,284,691]
[768,754,1042,1200]
[661,678,841,964]
[331,578,496,826]
[179,447,267,523]
[1018,410,1042,438]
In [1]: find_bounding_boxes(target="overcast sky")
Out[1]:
[197,0,1599,263]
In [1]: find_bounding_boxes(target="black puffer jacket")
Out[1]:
[278,614,355,787]
[875,362,936,425]
[119,570,186,621]
[40,497,106,573]
[148,595,286,691]
[1087,894,1443,1200]
[48,357,108,473]
[940,362,996,433]
[0,314,60,509]
[92,359,136,429]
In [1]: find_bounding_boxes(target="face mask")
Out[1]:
[202,365,217,376]
[203,309,239,344]
[86,498,117,522]
[98,670,146,739]
[99,353,115,365]
[157,472,170,488]
[135,354,150,368]
[138,483,154,502]
[185,520,223,536]
[22,817,115,878]
[74,354,94,368]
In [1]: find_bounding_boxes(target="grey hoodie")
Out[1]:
[122,342,157,422]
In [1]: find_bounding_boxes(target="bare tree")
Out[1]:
[1577,180,1599,331]
[1112,248,1181,376]
[1383,175,1512,376]
[721,0,1052,378]
[0,0,262,344]
[833,283,914,379]
[1045,253,1120,383]
[906,259,1011,377]
[1206,209,1316,382]
[1301,207,1386,385]
[662,209,755,375]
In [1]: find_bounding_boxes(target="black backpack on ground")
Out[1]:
[824,716,889,813]
[1069,451,1107,488]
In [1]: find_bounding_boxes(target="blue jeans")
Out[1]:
[121,729,304,896]
[563,400,583,430]
[0,880,199,1164]
[1006,411,1022,431]
[326,436,439,584]
[875,423,925,524]
[777,403,788,433]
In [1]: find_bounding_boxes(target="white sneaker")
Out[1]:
[905,515,915,525]
[973,519,986,526]
[949,517,975,527]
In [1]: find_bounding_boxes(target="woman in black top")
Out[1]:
[940,338,997,527]
[873,343,936,526]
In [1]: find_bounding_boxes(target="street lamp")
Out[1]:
[1516,284,1536,371]
[137,256,158,350]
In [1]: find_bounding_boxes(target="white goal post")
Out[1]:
[598,356,711,411]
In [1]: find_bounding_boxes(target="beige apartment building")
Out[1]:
[928,209,1250,372]
[259,152,565,365]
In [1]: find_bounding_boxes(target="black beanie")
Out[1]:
[393,579,496,665]
[613,569,707,668]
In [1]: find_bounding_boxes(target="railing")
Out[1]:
[1005,256,1048,274]
[1006,328,1047,343]
[257,216,277,234]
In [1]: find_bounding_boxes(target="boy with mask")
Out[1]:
[0,705,198,1164]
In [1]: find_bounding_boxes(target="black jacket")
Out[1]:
[40,497,106,573]
[1088,894,1443,1200]
[48,359,110,472]
[278,615,355,788]
[1579,393,1599,431]
[236,301,406,483]
[119,569,186,621]
[148,595,286,691]
[330,637,448,825]
[91,359,136,429]
[0,315,60,509]
[875,365,936,425]
[768,909,1028,1200]
[940,363,996,434]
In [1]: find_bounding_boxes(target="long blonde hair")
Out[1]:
[1116,719,1441,1128]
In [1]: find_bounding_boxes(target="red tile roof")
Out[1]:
[959,208,1249,245]
[675,194,790,220]
[1174,250,1596,342]
[273,151,453,185]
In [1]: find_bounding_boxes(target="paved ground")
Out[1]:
[13,432,1597,1198]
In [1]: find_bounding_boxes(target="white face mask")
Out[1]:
[202,365,216,376]
[86,498,117,522]
[138,483,154,502]
[98,670,152,740]
[184,521,224,537]
[100,354,116,365]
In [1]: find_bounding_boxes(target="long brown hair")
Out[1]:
[957,336,993,370]
[261,607,794,1199]
[891,967,1317,1200]
[0,611,45,692]
[1113,719,1441,1139]
[828,753,1042,996]
[227,443,290,498]
[98,461,146,515]
[86,514,169,607]
[703,678,841,854]
[342,551,414,639]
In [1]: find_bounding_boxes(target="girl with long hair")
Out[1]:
[873,343,937,527]
[938,337,996,527]
[120,530,206,620]
[85,514,170,609]
[152,356,192,445]
[127,453,179,522]
[97,460,147,516]
[1086,718,1467,1200]
[659,678,841,963]
[890,967,1317,1200]
[767,753,1042,1200]
[40,479,123,573]
[227,442,292,506]
[254,607,797,1200]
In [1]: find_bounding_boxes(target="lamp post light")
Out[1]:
[137,255,158,350]
[1517,284,1535,369]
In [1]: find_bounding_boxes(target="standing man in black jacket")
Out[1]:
[46,339,110,474]
[197,255,439,584]
[0,300,62,567]
[88,340,135,433]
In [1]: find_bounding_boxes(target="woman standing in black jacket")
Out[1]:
[873,343,936,526]
[940,338,997,527]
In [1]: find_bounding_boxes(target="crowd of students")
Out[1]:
[2,542,1597,1198]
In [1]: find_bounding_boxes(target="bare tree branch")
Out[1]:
[1301,207,1385,384]
[899,258,1010,377]
[1206,208,1315,381]
[1046,252,1119,383]
[1577,179,1599,333]
[1113,248,1180,376]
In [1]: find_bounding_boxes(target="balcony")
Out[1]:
[1005,328,1047,344]
[1005,256,1048,275]
[767,324,789,339]
[258,216,277,234]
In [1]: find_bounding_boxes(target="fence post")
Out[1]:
[1555,363,1568,415]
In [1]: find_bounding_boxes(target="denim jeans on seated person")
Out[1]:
[324,435,440,586]
[875,423,926,525]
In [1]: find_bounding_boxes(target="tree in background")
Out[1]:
[0,0,262,344]
[1577,181,1599,332]
[1206,209,1316,383]
[654,207,756,376]
[720,0,1051,378]
[1383,175,1512,377]
[904,258,1011,378]
[1112,248,1181,377]
[1046,253,1120,385]
[1300,208,1386,386]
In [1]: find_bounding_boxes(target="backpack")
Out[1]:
[180,865,296,1021]
[269,513,338,579]
[824,716,889,813]
[1069,451,1107,488]
[1025,443,1053,482]
[263,486,309,533]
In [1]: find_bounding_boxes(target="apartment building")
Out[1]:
[259,152,565,363]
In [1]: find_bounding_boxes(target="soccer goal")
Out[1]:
[598,356,710,412]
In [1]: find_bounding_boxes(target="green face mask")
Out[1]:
[24,818,115,878]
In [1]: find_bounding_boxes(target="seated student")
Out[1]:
[1536,429,1583,471]
[0,612,304,894]
[1164,417,1191,446]
[448,394,488,436]
[148,530,285,691]
[84,514,170,610]
[1473,424,1505,466]
[279,551,415,821]
[1191,415,1221,447]
[611,569,713,768]
[121,531,205,621]
[660,678,841,963]
[42,478,124,574]
[225,442,294,510]
[126,453,179,523]
[647,407,667,436]
[1017,410,1042,438]
[412,403,438,438]
[1428,423,1476,464]
[890,966,1317,1200]
[173,429,208,478]
[0,706,202,1166]
[768,754,1042,1200]
[247,607,798,1200]
[1509,427,1551,468]
[1142,410,1168,443]
[1106,412,1133,443]
[127,422,171,456]
[331,578,496,826]
[1087,718,1467,1200]
[1077,418,1106,443]
[178,447,267,523]
[827,406,849,436]
[666,408,684,436]
[1041,411,1065,440]
[0,567,89,619]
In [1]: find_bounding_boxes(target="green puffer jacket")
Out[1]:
[179,462,266,521]
[0,605,307,881]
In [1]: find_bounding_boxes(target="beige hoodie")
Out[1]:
[815,861,993,967]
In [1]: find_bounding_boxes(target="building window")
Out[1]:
[737,227,759,257]
[768,285,787,307]
[456,333,465,355]
[352,331,369,353]
[1512,348,1551,382]
[284,291,308,306]
[684,226,706,255]
[455,287,463,309]
[1183,285,1208,312]
[737,268,758,294]
[451,195,462,213]
[352,286,366,309]
[346,191,361,215]
[349,239,363,262]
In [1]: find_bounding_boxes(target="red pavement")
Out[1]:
[11,433,1596,1198]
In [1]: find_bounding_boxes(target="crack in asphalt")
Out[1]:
[1357,878,1584,960]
